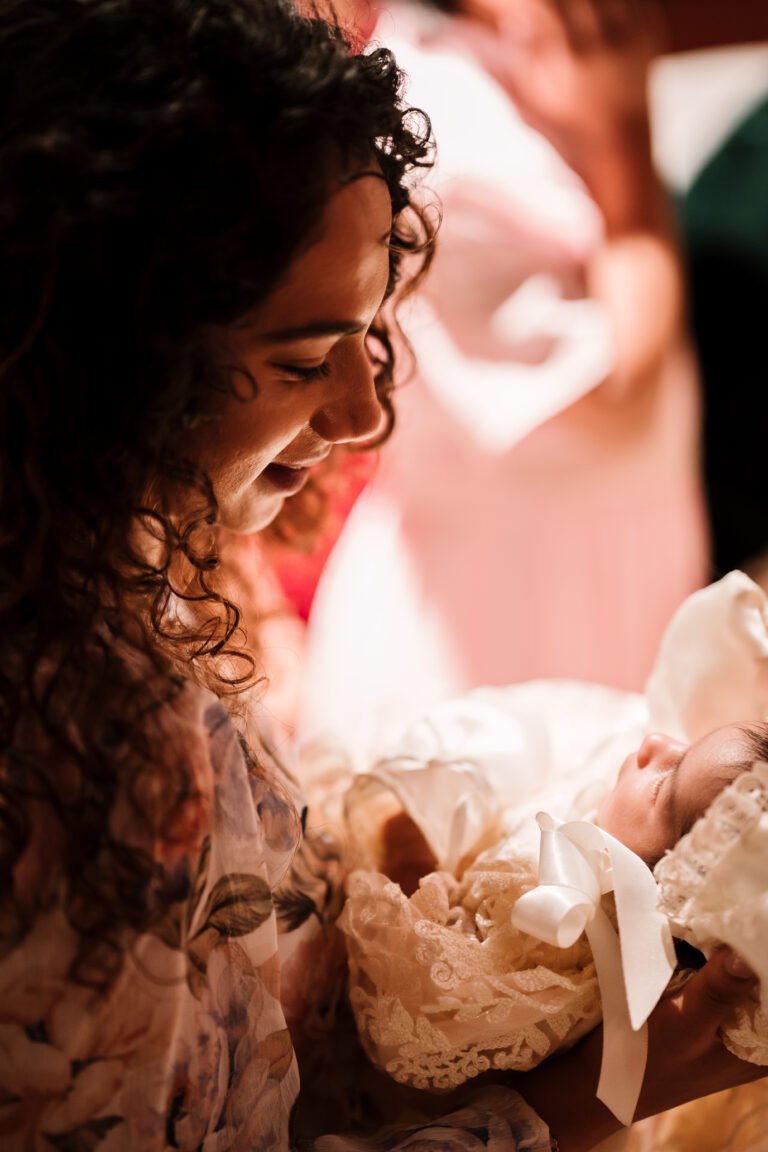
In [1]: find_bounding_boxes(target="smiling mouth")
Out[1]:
[263,461,316,494]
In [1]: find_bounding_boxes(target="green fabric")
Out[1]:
[681,93,768,576]
[683,94,768,259]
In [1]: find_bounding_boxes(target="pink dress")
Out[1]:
[299,4,709,749]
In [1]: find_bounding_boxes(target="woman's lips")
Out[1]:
[263,462,312,494]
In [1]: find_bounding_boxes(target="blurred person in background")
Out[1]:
[299,0,709,757]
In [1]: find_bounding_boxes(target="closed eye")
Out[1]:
[273,361,332,383]
[651,766,677,803]
[650,775,665,802]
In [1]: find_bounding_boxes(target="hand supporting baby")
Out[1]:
[519,947,761,1151]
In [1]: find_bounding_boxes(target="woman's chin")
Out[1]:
[219,494,286,536]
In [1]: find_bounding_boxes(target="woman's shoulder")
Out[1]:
[0,679,303,1150]
[154,680,305,887]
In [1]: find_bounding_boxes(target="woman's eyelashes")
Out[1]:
[273,360,332,383]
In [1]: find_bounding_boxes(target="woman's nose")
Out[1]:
[636,732,687,771]
[309,343,383,445]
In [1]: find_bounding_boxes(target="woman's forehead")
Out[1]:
[246,175,393,335]
[320,170,393,245]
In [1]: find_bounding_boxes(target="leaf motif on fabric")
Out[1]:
[261,1028,293,1082]
[185,873,272,999]
[151,916,182,952]
[188,836,211,924]
[186,932,213,1001]
[197,873,273,939]
[44,1115,123,1152]
[273,829,344,935]
[273,887,317,934]
[258,954,282,1001]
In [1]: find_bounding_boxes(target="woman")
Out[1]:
[0,1,761,1150]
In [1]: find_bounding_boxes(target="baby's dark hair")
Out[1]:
[742,722,768,765]
[0,0,434,984]
[676,721,768,843]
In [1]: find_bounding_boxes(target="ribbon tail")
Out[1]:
[604,832,675,1031]
[588,907,646,1127]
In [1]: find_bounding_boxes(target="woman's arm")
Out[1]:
[494,0,682,404]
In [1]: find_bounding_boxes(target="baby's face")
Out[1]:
[596,724,755,865]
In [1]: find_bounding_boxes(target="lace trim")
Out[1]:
[654,760,768,1066]
[654,761,768,924]
[341,867,602,1091]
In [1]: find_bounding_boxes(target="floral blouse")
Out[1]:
[0,691,552,1151]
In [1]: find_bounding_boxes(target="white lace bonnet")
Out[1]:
[654,757,768,1001]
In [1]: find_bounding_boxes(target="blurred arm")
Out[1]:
[497,0,682,400]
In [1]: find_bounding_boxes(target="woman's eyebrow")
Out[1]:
[261,319,366,342]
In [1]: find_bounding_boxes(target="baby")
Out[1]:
[338,720,768,1112]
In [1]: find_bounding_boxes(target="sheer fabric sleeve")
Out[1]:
[308,1085,554,1151]
[0,691,302,1152]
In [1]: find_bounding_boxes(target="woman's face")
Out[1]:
[185,172,392,534]
[596,725,754,865]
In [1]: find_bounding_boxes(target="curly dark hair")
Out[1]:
[0,0,434,984]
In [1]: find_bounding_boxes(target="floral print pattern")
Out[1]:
[0,691,552,1151]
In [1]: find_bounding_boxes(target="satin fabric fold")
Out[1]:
[512,813,675,1126]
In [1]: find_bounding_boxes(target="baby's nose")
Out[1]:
[636,731,687,771]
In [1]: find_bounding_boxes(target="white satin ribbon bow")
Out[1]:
[511,813,676,1126]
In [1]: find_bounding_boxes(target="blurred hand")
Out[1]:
[474,0,665,184]
[533,0,663,51]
